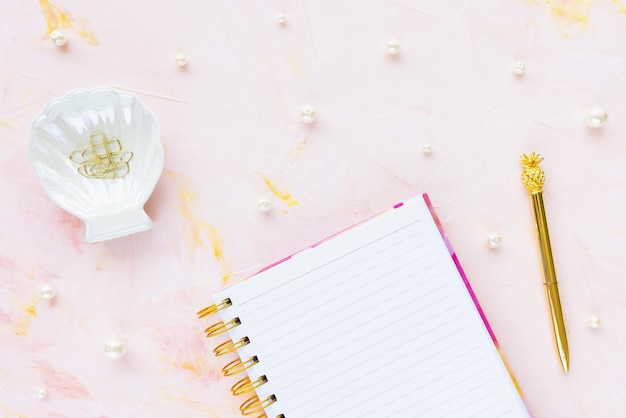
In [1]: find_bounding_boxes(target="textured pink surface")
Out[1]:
[1,1,626,417]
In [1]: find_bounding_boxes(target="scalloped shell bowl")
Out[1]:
[29,87,164,243]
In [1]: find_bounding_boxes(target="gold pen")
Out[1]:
[520,152,569,372]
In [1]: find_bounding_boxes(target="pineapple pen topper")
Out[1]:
[520,152,569,372]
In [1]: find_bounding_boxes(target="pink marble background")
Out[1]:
[2,0,626,417]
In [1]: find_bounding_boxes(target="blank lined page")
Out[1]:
[215,195,530,418]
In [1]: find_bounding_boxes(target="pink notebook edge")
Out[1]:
[421,193,527,405]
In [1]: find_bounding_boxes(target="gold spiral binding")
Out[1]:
[253,413,283,418]
[214,337,250,357]
[253,412,283,418]
[231,375,268,396]
[240,395,277,415]
[204,317,240,338]
[197,298,232,318]
[223,356,259,377]
[200,298,282,417]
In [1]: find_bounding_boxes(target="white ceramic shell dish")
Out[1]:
[29,87,164,243]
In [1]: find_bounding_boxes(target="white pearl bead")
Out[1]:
[40,284,56,300]
[175,53,188,67]
[588,314,601,329]
[258,198,272,213]
[300,104,317,123]
[586,107,608,128]
[487,232,502,248]
[513,61,526,75]
[104,338,126,360]
[37,388,47,399]
[422,143,432,154]
[50,30,67,47]
[277,13,286,24]
[387,39,401,55]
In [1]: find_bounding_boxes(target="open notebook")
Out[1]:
[199,194,530,417]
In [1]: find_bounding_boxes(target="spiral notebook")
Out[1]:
[199,194,530,417]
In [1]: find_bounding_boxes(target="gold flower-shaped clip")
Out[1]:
[70,131,133,180]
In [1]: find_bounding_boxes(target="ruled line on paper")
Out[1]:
[496,410,515,418]
[304,346,483,417]
[278,310,467,391]
[264,288,458,378]
[261,269,446,363]
[238,219,423,306]
[442,385,501,416]
[356,357,488,417]
[468,399,509,417]
[238,228,430,329]
[352,352,487,418]
[248,256,440,351]
[441,389,503,418]
[360,364,492,418]
[265,283,452,367]
[403,376,496,417]
[414,379,500,418]
[242,230,428,320]
[287,328,475,410]
[244,242,434,331]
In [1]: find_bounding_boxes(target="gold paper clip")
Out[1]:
[70,131,133,180]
